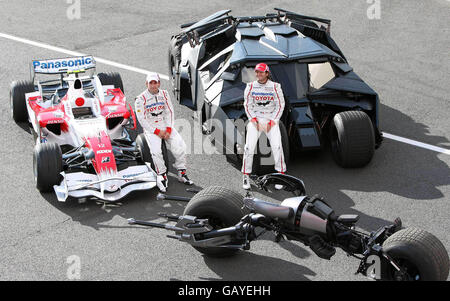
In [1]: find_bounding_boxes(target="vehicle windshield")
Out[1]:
[239,60,336,98]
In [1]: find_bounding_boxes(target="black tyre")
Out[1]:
[136,133,169,174]
[98,72,124,93]
[183,186,248,257]
[33,142,63,192]
[254,121,290,175]
[382,227,449,281]
[330,111,375,168]
[136,133,152,163]
[10,80,34,123]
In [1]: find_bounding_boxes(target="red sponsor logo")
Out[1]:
[107,113,124,118]
[254,96,274,101]
[85,131,117,174]
[46,119,64,124]
[145,105,165,112]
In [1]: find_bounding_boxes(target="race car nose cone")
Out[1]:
[75,97,85,106]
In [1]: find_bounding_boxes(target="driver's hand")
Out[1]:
[250,118,259,129]
[265,121,275,133]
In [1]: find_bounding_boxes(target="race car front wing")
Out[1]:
[53,164,163,202]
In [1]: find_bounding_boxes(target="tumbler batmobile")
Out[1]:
[10,56,163,202]
[168,8,383,172]
[129,173,449,281]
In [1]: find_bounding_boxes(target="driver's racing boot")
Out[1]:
[178,169,194,185]
[243,174,251,190]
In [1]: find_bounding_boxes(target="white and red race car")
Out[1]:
[10,56,164,202]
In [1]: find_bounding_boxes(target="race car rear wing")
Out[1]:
[30,55,96,81]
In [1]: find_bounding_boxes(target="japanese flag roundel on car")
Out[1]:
[75,97,85,106]
[255,63,269,72]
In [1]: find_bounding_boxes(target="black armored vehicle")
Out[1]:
[169,8,383,172]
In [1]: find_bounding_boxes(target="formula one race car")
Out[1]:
[10,56,164,202]
[168,8,383,172]
[129,173,449,281]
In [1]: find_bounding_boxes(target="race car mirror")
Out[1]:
[125,103,137,131]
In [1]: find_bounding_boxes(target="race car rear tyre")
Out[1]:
[10,80,34,123]
[330,111,375,168]
[98,72,124,93]
[254,121,290,175]
[136,133,169,174]
[183,186,248,257]
[33,142,63,192]
[382,227,449,281]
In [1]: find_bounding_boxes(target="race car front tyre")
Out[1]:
[33,142,63,192]
[183,186,248,257]
[330,111,375,168]
[136,133,169,174]
[98,72,124,93]
[382,227,449,281]
[10,80,34,123]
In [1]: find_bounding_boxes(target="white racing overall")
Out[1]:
[242,80,286,174]
[135,89,187,175]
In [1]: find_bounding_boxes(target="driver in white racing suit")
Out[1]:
[135,72,193,190]
[242,63,286,190]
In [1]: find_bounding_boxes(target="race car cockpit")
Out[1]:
[63,78,96,119]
